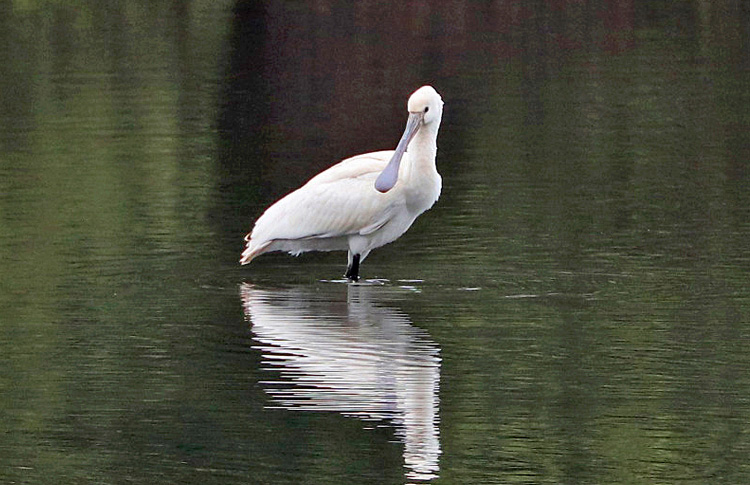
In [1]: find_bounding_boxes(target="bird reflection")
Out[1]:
[240,283,441,482]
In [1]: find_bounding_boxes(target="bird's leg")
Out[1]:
[345,253,360,282]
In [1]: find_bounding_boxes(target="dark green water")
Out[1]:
[2,1,749,483]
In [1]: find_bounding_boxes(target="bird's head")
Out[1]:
[407,85,444,127]
[375,86,443,193]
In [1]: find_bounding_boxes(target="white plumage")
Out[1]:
[240,86,444,280]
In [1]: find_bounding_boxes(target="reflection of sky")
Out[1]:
[240,284,441,482]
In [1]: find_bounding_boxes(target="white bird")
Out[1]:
[240,85,444,281]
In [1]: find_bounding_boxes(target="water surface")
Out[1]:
[1,1,749,484]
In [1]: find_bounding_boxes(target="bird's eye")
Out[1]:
[424,106,430,113]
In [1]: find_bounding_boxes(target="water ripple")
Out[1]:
[240,284,441,482]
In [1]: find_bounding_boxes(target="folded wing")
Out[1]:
[241,151,401,263]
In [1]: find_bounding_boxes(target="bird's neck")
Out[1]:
[405,128,438,179]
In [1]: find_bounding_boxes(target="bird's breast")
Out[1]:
[403,172,441,215]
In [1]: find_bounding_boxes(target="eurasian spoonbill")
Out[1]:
[240,86,444,281]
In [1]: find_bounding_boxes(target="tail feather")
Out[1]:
[240,238,271,265]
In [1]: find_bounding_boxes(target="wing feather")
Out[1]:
[247,151,399,245]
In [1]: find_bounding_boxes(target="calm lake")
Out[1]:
[2,1,749,483]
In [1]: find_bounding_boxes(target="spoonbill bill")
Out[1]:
[240,86,444,281]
